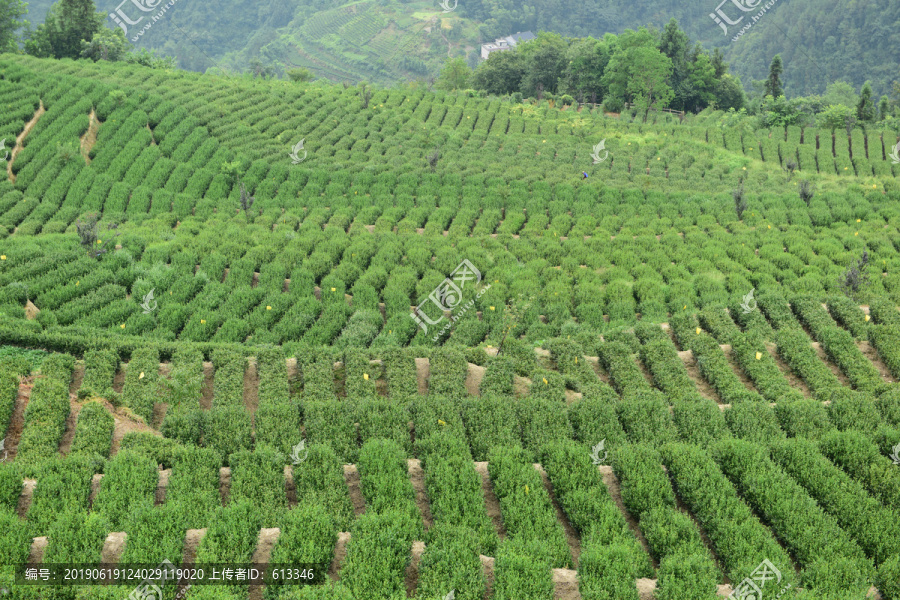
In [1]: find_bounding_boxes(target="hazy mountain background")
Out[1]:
[18,0,900,96]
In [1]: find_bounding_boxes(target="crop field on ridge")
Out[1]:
[0,54,899,600]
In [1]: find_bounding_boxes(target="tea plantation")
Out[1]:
[1,54,900,600]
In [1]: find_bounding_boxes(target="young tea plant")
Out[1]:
[840,251,870,300]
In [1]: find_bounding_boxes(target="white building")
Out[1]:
[480,31,536,60]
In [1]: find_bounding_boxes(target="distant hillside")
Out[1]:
[19,0,900,96]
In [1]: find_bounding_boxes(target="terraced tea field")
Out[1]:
[0,54,899,600]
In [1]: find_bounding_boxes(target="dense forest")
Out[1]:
[3,0,899,97]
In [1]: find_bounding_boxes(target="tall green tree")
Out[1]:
[764,54,783,99]
[626,45,674,121]
[80,26,129,61]
[557,37,610,103]
[878,95,890,120]
[470,50,524,96]
[856,81,875,121]
[517,32,568,97]
[0,0,28,53]
[435,57,471,91]
[25,0,104,59]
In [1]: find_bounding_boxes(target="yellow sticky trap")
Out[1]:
[490,306,495,311]
[266,306,272,310]
[524,485,530,494]
[139,372,145,379]
[201,319,206,324]
[542,377,549,385]
[865,315,870,322]
[755,351,762,360]
[696,327,701,335]
[0,256,5,260]
[438,419,446,426]
[331,287,336,292]
[363,373,369,380]
[120,324,125,329]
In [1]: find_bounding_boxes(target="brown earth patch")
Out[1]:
[105,399,160,456]
[810,342,853,387]
[101,531,127,564]
[17,479,35,519]
[598,465,655,568]
[415,358,430,395]
[24,300,39,320]
[553,568,581,600]
[244,357,259,415]
[344,464,366,516]
[219,467,231,506]
[636,578,656,600]
[155,468,170,505]
[249,528,281,600]
[513,375,531,397]
[69,364,85,398]
[28,536,48,565]
[80,109,99,163]
[177,528,207,595]
[677,350,721,403]
[404,540,426,598]
[408,459,433,530]
[112,365,127,394]
[564,389,583,404]
[200,362,214,409]
[284,465,297,507]
[466,363,485,396]
[474,462,506,539]
[89,474,104,508]
[329,531,351,581]
[480,555,495,600]
[766,342,812,397]
[57,398,82,455]
[7,101,45,183]
[719,345,759,393]
[584,356,613,386]
[857,340,896,382]
[535,464,580,566]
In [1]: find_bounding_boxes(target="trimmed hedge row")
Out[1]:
[69,400,114,457]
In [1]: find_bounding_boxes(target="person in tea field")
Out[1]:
[582,171,589,179]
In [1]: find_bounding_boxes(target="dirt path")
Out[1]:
[404,540,426,598]
[7,101,45,183]
[344,464,365,516]
[106,399,160,456]
[810,342,853,387]
[584,357,613,386]
[249,528,281,600]
[284,465,297,507]
[4,377,35,461]
[765,343,812,398]
[466,363,485,396]
[89,474,104,508]
[597,466,655,569]
[177,528,207,596]
[328,531,351,581]
[286,358,300,399]
[474,462,506,539]
[480,555,495,600]
[155,469,170,505]
[200,362,214,409]
[719,345,759,394]
[17,479,35,519]
[553,569,581,600]
[415,358,430,395]
[69,364,85,398]
[101,531,127,564]
[219,467,231,506]
[112,366,127,394]
[535,464,580,566]
[57,399,82,455]
[407,459,433,530]
[28,537,47,565]
[677,351,720,403]
[244,358,259,415]
[857,341,897,382]
[80,108,99,164]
